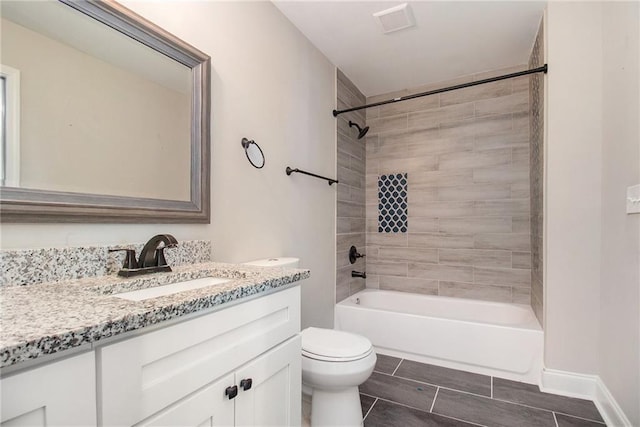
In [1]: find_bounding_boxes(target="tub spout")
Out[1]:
[351,271,366,279]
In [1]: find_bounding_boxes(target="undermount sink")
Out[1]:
[113,277,231,301]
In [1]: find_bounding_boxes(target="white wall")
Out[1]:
[545,1,603,375]
[0,1,337,329]
[546,2,640,423]
[599,2,640,425]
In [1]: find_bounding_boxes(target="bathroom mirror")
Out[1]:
[241,138,265,169]
[0,0,210,223]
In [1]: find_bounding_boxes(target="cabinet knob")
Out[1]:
[225,385,238,399]
[240,378,253,391]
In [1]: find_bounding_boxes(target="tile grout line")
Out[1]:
[429,387,440,413]
[488,394,606,423]
[552,412,559,427]
[384,369,601,422]
[430,408,488,427]
[373,371,443,392]
[552,410,606,425]
[363,397,378,421]
[375,358,605,424]
[391,358,403,376]
[362,394,485,427]
[361,394,433,414]
[491,376,493,398]
[389,372,490,398]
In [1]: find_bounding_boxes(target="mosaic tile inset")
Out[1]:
[378,173,408,233]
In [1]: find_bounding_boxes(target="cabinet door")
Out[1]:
[136,373,235,427]
[234,335,301,427]
[99,286,300,426]
[0,352,96,427]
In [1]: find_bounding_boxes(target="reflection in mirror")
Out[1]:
[1,1,191,201]
[0,63,20,188]
[0,0,211,223]
[241,138,265,169]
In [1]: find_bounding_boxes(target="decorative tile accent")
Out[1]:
[0,240,212,287]
[378,173,408,233]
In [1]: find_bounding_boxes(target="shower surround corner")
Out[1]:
[336,69,367,302]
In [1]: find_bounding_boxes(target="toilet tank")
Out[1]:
[242,257,300,268]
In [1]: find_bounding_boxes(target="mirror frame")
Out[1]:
[0,0,211,223]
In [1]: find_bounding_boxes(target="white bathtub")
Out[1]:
[335,289,543,384]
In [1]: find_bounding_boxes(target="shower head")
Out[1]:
[348,121,369,140]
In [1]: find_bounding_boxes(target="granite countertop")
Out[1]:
[0,262,310,369]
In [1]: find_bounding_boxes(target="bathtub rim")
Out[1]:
[335,288,545,384]
[337,288,542,331]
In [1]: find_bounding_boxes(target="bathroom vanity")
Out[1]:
[0,262,308,426]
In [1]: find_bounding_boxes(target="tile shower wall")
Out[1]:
[365,66,532,303]
[336,69,367,302]
[529,19,544,325]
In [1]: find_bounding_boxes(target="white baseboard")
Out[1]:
[540,368,632,427]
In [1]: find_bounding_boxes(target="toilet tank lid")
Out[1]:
[242,257,299,268]
[301,327,373,359]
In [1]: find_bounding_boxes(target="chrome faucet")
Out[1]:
[110,234,178,278]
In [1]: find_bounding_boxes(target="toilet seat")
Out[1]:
[302,327,373,362]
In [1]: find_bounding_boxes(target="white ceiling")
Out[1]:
[273,1,546,97]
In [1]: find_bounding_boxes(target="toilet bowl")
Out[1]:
[243,258,376,426]
[302,327,376,427]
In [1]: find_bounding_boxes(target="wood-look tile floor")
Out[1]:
[360,354,606,427]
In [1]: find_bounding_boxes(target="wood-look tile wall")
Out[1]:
[529,20,545,325]
[336,69,367,302]
[364,66,532,304]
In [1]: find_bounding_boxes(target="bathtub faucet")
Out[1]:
[351,271,367,279]
[349,246,366,264]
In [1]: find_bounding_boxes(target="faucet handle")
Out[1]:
[109,249,139,269]
[349,246,366,264]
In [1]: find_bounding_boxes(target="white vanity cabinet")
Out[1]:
[98,286,301,427]
[139,337,300,427]
[0,352,97,427]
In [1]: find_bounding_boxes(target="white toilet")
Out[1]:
[301,327,376,426]
[243,257,377,427]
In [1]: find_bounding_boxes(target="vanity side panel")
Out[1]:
[0,352,96,426]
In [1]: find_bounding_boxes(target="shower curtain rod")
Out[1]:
[332,64,548,117]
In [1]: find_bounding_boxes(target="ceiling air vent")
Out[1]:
[373,3,415,34]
